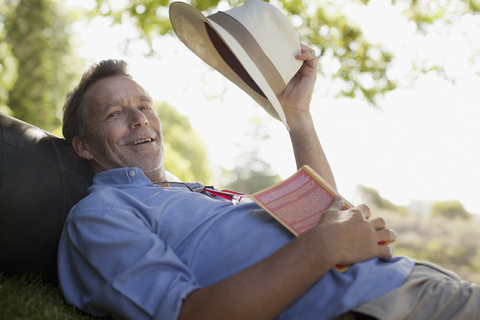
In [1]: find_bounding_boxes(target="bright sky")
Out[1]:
[67,0,480,214]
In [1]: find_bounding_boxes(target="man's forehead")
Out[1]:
[85,76,151,104]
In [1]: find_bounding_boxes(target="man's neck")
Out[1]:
[145,168,168,186]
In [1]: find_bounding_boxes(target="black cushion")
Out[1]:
[0,113,93,283]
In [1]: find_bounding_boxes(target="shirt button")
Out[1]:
[129,170,136,177]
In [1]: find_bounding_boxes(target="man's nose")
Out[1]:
[129,108,148,128]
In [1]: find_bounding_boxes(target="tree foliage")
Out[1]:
[357,184,401,212]
[90,0,479,106]
[0,4,17,113]
[222,118,282,194]
[91,0,394,105]
[2,0,83,131]
[156,101,211,183]
[394,0,480,29]
[429,199,472,220]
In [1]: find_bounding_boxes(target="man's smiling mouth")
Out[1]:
[127,138,153,146]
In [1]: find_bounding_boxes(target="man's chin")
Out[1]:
[137,162,164,175]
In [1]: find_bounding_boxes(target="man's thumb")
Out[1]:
[329,196,344,210]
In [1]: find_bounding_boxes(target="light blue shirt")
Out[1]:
[58,167,415,320]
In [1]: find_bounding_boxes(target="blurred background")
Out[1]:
[1,0,479,283]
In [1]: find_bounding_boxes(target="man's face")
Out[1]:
[74,76,165,180]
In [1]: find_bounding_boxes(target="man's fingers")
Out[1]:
[377,244,394,261]
[377,228,397,243]
[296,44,318,68]
[370,217,387,230]
[299,43,315,56]
[356,204,371,219]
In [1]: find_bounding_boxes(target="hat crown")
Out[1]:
[215,0,301,84]
[169,0,303,129]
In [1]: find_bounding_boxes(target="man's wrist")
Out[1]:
[286,110,315,133]
[297,225,341,273]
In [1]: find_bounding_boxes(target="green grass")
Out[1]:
[0,273,103,320]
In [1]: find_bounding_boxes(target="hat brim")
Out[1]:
[169,2,291,129]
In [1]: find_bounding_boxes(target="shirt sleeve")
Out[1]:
[58,206,201,320]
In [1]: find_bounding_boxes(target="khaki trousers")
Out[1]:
[335,261,480,320]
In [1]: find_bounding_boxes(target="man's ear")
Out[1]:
[72,136,94,160]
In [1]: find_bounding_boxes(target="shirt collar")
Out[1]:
[92,167,204,190]
[93,167,152,186]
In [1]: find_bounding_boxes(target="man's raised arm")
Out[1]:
[281,44,336,189]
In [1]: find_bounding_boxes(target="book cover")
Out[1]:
[251,165,394,272]
[251,165,355,272]
[251,165,353,236]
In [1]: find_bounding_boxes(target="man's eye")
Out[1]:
[107,112,119,118]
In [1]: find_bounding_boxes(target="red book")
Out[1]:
[252,165,353,236]
[251,165,393,272]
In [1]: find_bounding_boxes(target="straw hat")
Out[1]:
[169,0,303,130]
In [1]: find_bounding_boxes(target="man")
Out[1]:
[58,49,479,319]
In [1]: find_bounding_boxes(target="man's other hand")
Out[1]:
[305,197,397,268]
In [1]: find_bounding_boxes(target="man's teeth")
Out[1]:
[129,139,152,145]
